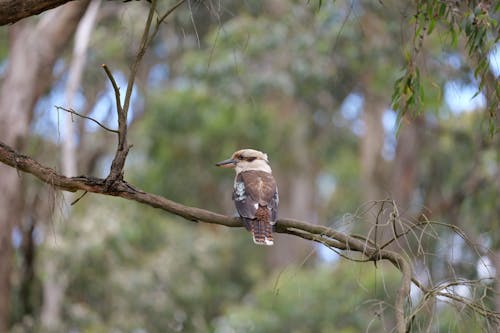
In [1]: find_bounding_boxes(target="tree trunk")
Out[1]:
[381,116,422,249]
[0,2,89,331]
[390,118,421,214]
[40,2,101,330]
[360,95,386,202]
[62,0,101,177]
[269,114,318,267]
[491,250,500,315]
[0,164,21,332]
[271,170,317,266]
[40,261,68,332]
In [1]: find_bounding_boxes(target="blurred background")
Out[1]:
[0,0,498,332]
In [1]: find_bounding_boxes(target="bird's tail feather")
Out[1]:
[250,207,273,246]
[264,221,273,245]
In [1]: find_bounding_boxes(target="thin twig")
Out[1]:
[103,0,188,188]
[70,190,88,205]
[122,0,157,117]
[55,106,119,134]
[101,64,122,115]
[150,0,188,42]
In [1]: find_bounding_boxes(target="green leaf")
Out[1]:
[438,3,447,17]
[465,20,472,35]
[419,82,425,103]
[428,19,436,35]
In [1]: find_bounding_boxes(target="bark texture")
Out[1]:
[0,0,74,25]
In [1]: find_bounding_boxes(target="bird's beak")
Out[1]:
[216,158,236,168]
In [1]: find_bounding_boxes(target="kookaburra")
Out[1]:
[216,149,279,246]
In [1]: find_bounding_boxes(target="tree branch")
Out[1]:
[101,61,129,188]
[149,0,187,44]
[0,0,75,25]
[103,0,162,189]
[101,64,122,116]
[55,106,119,134]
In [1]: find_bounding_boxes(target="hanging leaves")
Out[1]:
[392,0,499,135]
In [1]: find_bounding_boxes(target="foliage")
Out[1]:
[215,263,401,333]
[393,0,499,134]
[36,196,269,332]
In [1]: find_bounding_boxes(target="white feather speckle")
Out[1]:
[234,182,246,201]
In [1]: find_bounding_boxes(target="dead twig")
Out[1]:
[70,190,88,206]
[103,0,186,189]
[101,64,122,116]
[55,106,119,134]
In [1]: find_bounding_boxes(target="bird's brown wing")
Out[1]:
[233,171,278,223]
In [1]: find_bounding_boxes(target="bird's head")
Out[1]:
[216,149,272,174]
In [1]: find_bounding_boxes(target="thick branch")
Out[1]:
[0,141,239,225]
[0,0,75,25]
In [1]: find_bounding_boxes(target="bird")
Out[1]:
[216,149,279,246]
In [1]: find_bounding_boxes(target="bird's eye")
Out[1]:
[246,157,256,162]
